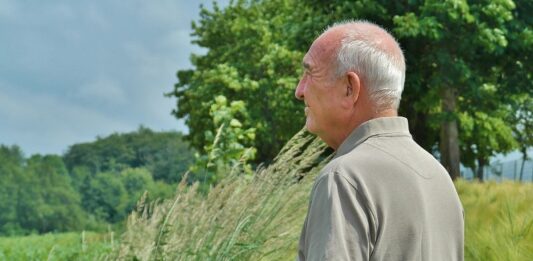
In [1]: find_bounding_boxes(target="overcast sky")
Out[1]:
[0,0,228,156]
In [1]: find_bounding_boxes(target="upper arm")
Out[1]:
[302,172,373,261]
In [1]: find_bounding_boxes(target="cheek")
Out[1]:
[317,90,347,122]
[315,90,338,110]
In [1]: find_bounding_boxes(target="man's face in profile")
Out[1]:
[295,34,349,140]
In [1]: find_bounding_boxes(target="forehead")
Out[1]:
[303,31,340,70]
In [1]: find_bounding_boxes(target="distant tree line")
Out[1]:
[0,127,194,236]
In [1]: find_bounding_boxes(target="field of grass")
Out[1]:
[457,179,533,260]
[111,130,328,260]
[0,231,114,261]
[110,130,533,260]
[2,131,532,260]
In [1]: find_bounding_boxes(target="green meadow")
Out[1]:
[2,135,532,261]
[3,166,531,261]
[0,231,114,261]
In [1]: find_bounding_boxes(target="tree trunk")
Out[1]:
[476,157,486,182]
[439,88,461,180]
[519,149,527,182]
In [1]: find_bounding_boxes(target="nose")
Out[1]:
[295,76,305,100]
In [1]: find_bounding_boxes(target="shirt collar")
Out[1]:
[334,117,411,159]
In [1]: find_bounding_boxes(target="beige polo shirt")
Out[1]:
[297,117,464,261]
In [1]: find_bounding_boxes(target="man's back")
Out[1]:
[298,117,464,260]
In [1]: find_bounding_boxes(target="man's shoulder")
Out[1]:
[323,142,382,174]
[318,135,447,185]
[315,143,378,187]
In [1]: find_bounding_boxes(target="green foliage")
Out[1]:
[24,155,86,233]
[111,130,533,260]
[0,145,25,235]
[0,148,86,235]
[0,232,114,260]
[120,168,175,218]
[0,127,191,235]
[170,0,531,178]
[190,95,257,187]
[169,0,308,164]
[507,94,533,161]
[459,110,518,171]
[61,127,191,225]
[391,0,529,171]
[80,167,176,224]
[63,126,194,183]
[83,172,129,223]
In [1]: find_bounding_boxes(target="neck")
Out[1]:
[327,108,398,150]
[375,108,398,118]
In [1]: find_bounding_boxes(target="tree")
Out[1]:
[507,94,532,181]
[0,145,25,235]
[171,0,531,180]
[22,155,85,233]
[499,0,533,181]
[79,167,175,224]
[189,95,257,188]
[0,149,87,235]
[0,136,183,235]
[169,0,311,164]
[391,0,526,179]
[120,168,157,213]
[83,172,129,223]
[63,126,195,183]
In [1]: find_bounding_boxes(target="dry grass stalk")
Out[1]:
[111,130,533,261]
[111,129,330,260]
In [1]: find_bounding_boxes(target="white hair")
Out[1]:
[331,21,406,111]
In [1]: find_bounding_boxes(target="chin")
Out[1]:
[305,120,318,134]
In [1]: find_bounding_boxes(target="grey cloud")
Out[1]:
[0,1,227,155]
[0,81,133,155]
[76,77,126,105]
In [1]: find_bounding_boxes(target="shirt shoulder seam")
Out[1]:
[364,141,434,180]
[331,170,379,243]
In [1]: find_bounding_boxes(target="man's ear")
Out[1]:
[346,71,360,105]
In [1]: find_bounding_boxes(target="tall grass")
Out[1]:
[456,180,533,261]
[111,130,329,260]
[111,130,532,260]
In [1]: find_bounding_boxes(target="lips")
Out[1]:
[304,106,310,116]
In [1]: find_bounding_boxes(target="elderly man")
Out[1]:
[295,21,464,261]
